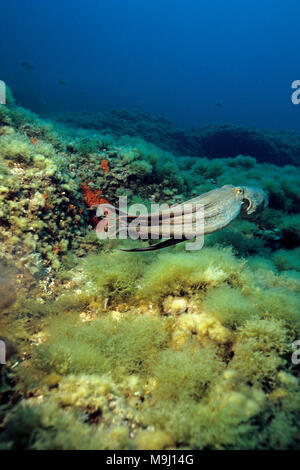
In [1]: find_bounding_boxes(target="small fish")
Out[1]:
[56,78,67,87]
[20,61,34,70]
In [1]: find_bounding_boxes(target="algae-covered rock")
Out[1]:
[135,430,174,450]
[0,277,16,310]
[163,296,187,315]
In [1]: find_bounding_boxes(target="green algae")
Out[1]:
[2,245,299,450]
[31,313,170,380]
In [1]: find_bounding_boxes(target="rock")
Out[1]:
[163,296,187,315]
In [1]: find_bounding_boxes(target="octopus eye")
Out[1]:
[235,188,243,195]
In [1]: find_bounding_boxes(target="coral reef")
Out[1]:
[0,88,300,450]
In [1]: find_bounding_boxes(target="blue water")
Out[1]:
[1,0,300,130]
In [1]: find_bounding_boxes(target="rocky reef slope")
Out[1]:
[0,89,300,450]
[47,109,300,166]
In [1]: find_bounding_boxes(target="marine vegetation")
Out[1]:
[0,87,300,450]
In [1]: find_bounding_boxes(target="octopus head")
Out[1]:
[238,186,269,214]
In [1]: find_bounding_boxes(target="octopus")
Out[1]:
[97,185,268,251]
